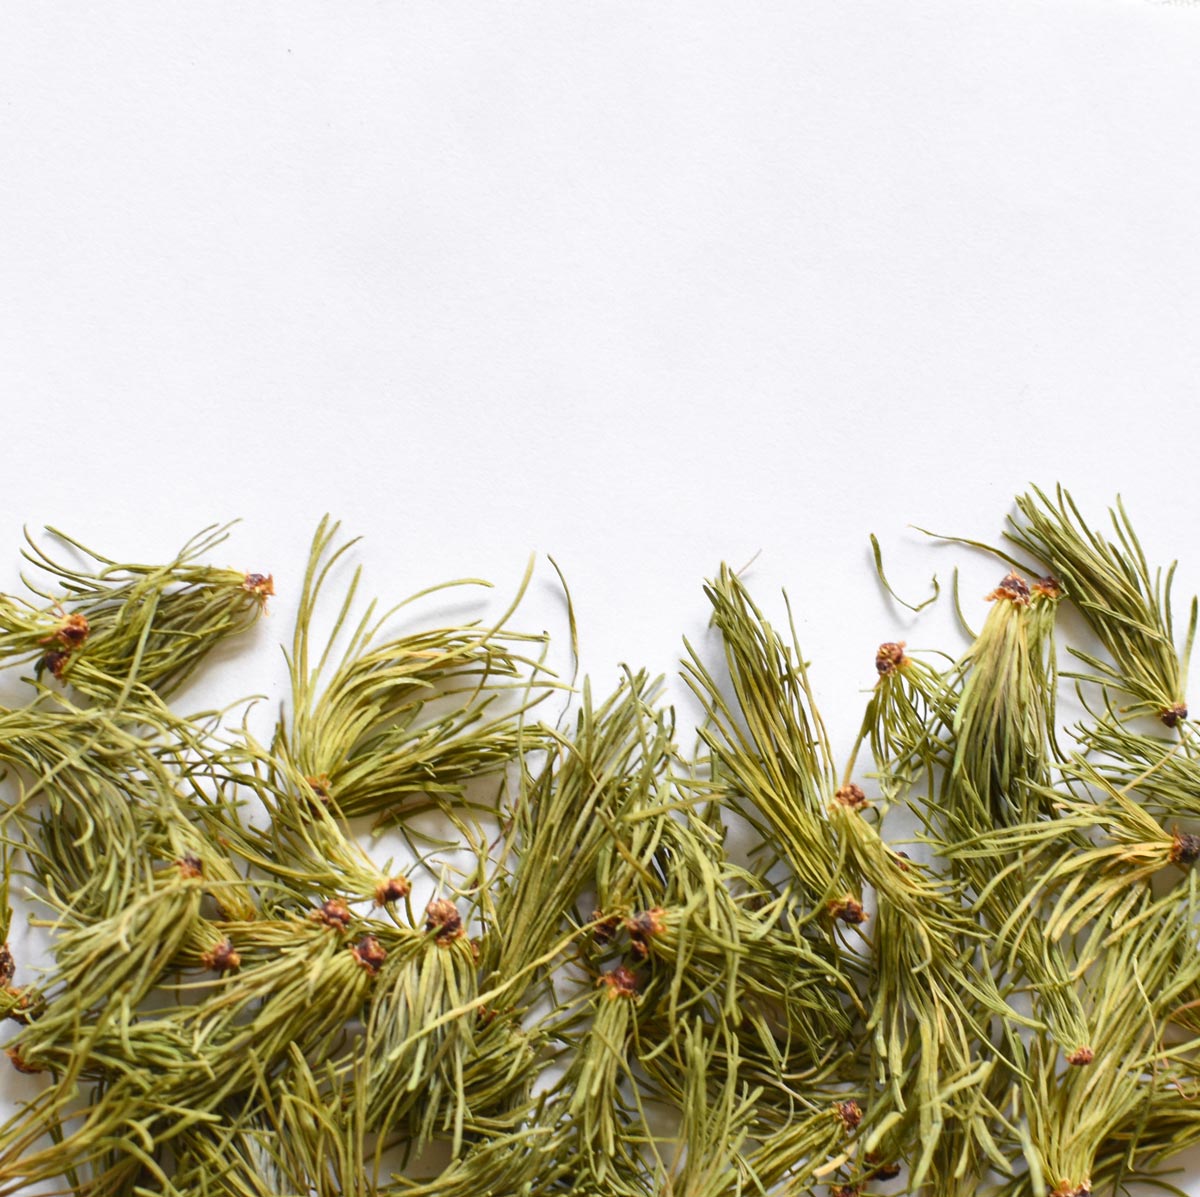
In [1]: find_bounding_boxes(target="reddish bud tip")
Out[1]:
[875,641,909,675]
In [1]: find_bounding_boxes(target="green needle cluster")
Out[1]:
[0,490,1197,1197]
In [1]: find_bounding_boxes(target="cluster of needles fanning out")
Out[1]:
[0,488,1198,1196]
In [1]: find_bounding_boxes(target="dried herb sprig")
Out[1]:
[656,1019,763,1197]
[484,669,673,990]
[745,1096,864,1195]
[275,516,549,822]
[949,763,1195,946]
[360,902,533,1152]
[829,788,1015,1190]
[845,640,956,804]
[682,565,853,921]
[560,961,647,1190]
[9,863,205,1076]
[1008,883,1200,1197]
[1077,716,1200,821]
[168,1048,378,1197]
[935,568,1090,1056]
[1007,485,1196,727]
[0,522,271,702]
[947,570,1063,833]
[385,1115,572,1196]
[200,734,416,909]
[586,772,857,1097]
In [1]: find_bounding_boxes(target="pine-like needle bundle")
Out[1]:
[0,490,1195,1197]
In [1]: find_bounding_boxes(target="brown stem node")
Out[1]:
[1161,702,1189,728]
[351,934,387,974]
[425,899,464,945]
[312,898,353,931]
[875,641,909,675]
[201,939,242,974]
[986,571,1031,605]
[374,876,411,905]
[833,783,870,811]
[598,965,639,998]
[828,896,868,925]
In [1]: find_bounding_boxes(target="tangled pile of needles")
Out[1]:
[0,487,1199,1197]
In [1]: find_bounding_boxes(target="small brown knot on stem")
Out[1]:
[5,1045,43,1074]
[425,899,464,945]
[1066,1045,1094,1067]
[0,944,14,986]
[864,1151,901,1181]
[374,876,411,906]
[833,783,870,812]
[1172,830,1200,866]
[986,572,1031,605]
[1031,576,1063,601]
[177,854,204,880]
[591,909,621,947]
[875,641,909,676]
[242,573,275,601]
[598,964,639,998]
[1161,702,1189,729]
[834,1100,862,1131]
[312,898,353,932]
[828,896,868,926]
[201,939,241,974]
[351,934,387,974]
[41,612,90,649]
[304,774,333,806]
[39,651,69,680]
[625,908,666,959]
[829,1185,862,1197]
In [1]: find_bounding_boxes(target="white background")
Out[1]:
[3,1,1200,1191]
